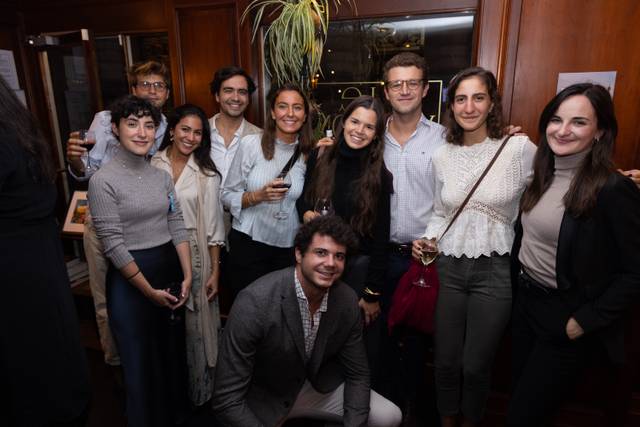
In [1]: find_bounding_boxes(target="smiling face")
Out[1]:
[112,114,157,156]
[451,76,493,138]
[131,73,170,109]
[271,90,307,142]
[384,65,428,116]
[215,75,250,119]
[546,94,603,157]
[170,115,203,158]
[343,106,378,150]
[295,234,346,294]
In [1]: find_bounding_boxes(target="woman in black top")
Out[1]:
[0,75,90,426]
[297,95,391,325]
[507,83,640,426]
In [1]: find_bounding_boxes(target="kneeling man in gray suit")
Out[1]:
[212,216,402,427]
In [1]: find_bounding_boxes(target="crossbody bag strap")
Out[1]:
[277,144,301,178]
[438,135,512,242]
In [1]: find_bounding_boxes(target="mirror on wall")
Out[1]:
[261,12,475,129]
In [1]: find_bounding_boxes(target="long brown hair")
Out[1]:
[520,83,616,217]
[444,67,504,145]
[159,104,219,177]
[261,83,313,160]
[304,95,387,236]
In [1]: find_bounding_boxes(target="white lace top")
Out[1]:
[423,135,536,258]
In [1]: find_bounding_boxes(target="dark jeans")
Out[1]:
[434,254,512,423]
[506,275,590,427]
[107,242,188,427]
[227,229,294,302]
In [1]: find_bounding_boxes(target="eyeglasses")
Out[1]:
[385,79,424,92]
[135,81,169,92]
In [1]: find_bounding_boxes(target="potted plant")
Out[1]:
[241,0,356,91]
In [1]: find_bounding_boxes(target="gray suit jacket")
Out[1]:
[212,267,370,427]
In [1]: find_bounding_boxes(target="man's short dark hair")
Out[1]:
[382,52,429,83]
[209,66,257,96]
[294,216,359,257]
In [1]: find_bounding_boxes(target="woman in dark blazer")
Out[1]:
[507,83,640,426]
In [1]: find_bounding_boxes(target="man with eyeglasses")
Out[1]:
[65,60,171,371]
[208,66,261,182]
[377,52,446,423]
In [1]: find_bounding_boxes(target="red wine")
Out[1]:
[272,182,292,189]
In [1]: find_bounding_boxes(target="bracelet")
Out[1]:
[363,287,381,297]
[125,269,141,281]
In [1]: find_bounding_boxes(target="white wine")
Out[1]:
[421,249,438,266]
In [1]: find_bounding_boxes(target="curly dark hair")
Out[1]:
[444,67,504,145]
[521,83,616,217]
[158,104,220,177]
[294,215,359,258]
[110,95,161,127]
[209,66,256,95]
[304,95,387,237]
[261,83,314,160]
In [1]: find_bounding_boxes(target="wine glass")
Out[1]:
[167,283,182,325]
[273,173,292,220]
[413,238,438,288]
[314,198,334,216]
[79,129,96,172]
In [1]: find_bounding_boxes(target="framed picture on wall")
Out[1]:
[63,191,88,235]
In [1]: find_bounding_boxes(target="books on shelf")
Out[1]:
[66,258,89,286]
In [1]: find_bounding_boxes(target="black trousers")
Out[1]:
[507,274,592,427]
[107,242,188,427]
[227,229,294,302]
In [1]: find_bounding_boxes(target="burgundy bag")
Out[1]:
[387,259,440,334]
[387,135,512,335]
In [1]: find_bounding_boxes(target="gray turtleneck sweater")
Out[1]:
[88,147,189,269]
[518,150,590,288]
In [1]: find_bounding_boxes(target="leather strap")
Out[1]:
[277,144,301,179]
[438,135,512,242]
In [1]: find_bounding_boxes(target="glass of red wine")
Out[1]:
[79,129,96,172]
[273,172,292,220]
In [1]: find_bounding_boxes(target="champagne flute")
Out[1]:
[412,238,438,287]
[79,129,96,172]
[314,198,334,216]
[273,172,292,220]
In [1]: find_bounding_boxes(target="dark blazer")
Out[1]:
[512,173,640,363]
[212,267,370,427]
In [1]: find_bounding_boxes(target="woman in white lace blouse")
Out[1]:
[415,67,536,427]
[151,104,225,407]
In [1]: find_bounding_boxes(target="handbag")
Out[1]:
[387,135,512,334]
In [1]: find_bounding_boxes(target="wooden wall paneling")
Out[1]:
[167,0,239,116]
[21,0,166,35]
[509,0,640,170]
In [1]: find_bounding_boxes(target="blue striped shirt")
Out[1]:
[221,133,305,248]
[383,114,446,243]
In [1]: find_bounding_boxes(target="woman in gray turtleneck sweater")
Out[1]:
[507,83,640,426]
[88,96,192,427]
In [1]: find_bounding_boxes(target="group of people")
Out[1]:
[2,49,639,427]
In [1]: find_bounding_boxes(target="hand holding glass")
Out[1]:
[273,173,292,220]
[413,238,438,287]
[79,129,96,172]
